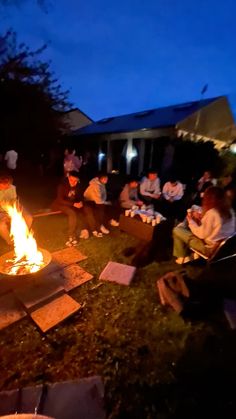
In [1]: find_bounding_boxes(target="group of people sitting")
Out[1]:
[51,168,187,246]
[120,170,184,219]
[0,167,236,266]
[52,170,120,245]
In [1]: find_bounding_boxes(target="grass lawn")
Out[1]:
[1,215,236,418]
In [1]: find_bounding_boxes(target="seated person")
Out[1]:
[140,169,161,206]
[198,170,217,190]
[52,170,100,245]
[173,186,235,264]
[0,173,32,245]
[83,172,119,235]
[119,177,143,209]
[162,176,184,218]
[222,173,236,210]
[157,253,236,318]
[195,170,217,204]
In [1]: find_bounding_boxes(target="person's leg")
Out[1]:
[188,235,209,257]
[172,199,185,221]
[96,204,106,228]
[160,199,171,217]
[0,216,11,244]
[82,202,103,237]
[153,198,162,212]
[173,225,194,258]
[82,203,97,232]
[106,201,120,225]
[56,205,77,238]
[95,204,111,234]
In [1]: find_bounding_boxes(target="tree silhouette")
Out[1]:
[0,30,71,154]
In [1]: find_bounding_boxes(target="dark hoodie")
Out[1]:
[52,178,83,208]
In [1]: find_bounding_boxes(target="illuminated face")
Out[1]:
[204,171,211,180]
[223,175,232,186]
[0,182,11,190]
[148,173,157,181]
[68,176,79,187]
[100,176,108,184]
[130,181,138,189]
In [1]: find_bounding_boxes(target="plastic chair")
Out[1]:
[190,232,236,264]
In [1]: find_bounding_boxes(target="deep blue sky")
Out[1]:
[1,0,236,121]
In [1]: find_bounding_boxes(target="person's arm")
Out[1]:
[92,184,106,204]
[188,211,221,240]
[74,186,83,203]
[120,186,137,207]
[0,186,17,211]
[162,183,170,200]
[153,178,161,196]
[174,183,184,201]
[197,177,203,191]
[74,156,82,171]
[56,184,74,206]
[140,179,151,197]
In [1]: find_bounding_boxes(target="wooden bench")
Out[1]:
[33,209,62,218]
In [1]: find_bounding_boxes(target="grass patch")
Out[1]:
[0,215,235,418]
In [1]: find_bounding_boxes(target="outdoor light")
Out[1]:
[126,147,138,160]
[98,152,105,160]
[230,143,236,154]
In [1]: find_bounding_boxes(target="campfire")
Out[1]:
[0,204,51,276]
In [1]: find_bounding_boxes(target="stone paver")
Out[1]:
[0,376,105,419]
[13,275,64,310]
[53,264,93,292]
[99,261,136,286]
[30,293,81,332]
[52,247,87,268]
[0,292,27,330]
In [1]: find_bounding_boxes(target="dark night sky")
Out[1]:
[1,0,236,121]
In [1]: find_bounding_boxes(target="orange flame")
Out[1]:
[4,204,43,275]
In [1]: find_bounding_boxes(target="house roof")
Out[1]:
[63,107,93,122]
[74,97,222,136]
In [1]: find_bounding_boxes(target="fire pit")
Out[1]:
[0,248,51,277]
[0,204,51,277]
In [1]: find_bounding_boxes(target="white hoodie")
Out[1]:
[84,177,107,204]
[140,177,161,197]
[162,181,184,201]
[189,208,235,246]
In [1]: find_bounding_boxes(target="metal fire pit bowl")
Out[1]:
[0,248,52,278]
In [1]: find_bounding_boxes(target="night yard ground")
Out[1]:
[1,173,236,418]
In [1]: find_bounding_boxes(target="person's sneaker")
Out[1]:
[100,225,110,234]
[66,236,78,247]
[175,256,191,265]
[110,219,119,227]
[92,230,103,238]
[79,229,89,239]
[65,237,73,247]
